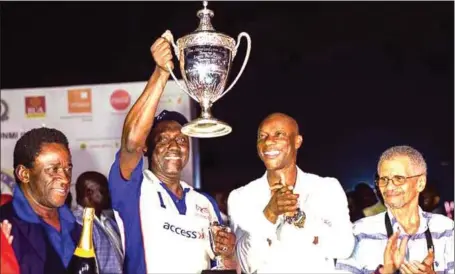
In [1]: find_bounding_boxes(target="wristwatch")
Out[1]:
[284,208,306,228]
[293,209,306,228]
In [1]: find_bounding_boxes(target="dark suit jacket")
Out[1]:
[0,202,82,274]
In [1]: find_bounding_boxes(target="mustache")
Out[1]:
[384,190,404,196]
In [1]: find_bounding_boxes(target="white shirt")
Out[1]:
[228,167,355,273]
[336,208,455,273]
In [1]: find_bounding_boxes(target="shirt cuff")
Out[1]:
[374,265,383,274]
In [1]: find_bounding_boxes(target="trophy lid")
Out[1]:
[196,1,215,32]
[175,1,236,54]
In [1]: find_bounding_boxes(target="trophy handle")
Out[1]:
[212,32,252,104]
[162,31,200,102]
[165,64,199,102]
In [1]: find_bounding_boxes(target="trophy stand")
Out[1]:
[180,100,232,138]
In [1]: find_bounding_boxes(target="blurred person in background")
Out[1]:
[354,182,386,217]
[346,191,364,223]
[74,171,123,274]
[419,183,444,215]
[212,189,230,225]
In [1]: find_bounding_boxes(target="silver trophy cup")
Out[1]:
[163,1,251,138]
[208,221,231,270]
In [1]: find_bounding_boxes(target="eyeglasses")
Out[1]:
[375,174,424,187]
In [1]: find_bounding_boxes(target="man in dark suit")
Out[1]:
[1,127,81,274]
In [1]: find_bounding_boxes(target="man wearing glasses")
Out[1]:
[336,145,454,274]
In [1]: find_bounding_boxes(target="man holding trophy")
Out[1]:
[108,2,253,273]
[108,34,238,273]
[228,113,355,273]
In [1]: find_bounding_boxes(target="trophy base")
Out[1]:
[181,117,232,138]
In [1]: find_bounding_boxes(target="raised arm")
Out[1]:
[119,34,173,180]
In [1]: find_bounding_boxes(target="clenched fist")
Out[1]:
[263,185,299,224]
[151,31,174,72]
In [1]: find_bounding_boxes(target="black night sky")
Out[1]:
[1,2,454,200]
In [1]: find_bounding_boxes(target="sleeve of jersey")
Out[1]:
[108,150,144,217]
[108,151,147,274]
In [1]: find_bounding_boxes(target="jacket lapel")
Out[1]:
[71,223,82,245]
[13,215,47,262]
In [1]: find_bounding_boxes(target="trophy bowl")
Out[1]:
[163,1,251,138]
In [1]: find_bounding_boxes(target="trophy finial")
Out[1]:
[196,1,215,31]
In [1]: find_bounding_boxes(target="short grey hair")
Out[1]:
[377,145,427,175]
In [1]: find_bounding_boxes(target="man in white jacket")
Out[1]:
[228,113,355,273]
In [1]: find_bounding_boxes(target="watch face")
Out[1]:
[294,211,306,228]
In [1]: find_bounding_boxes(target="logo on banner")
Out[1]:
[1,99,9,122]
[1,170,16,195]
[77,139,116,150]
[25,96,46,118]
[1,131,22,140]
[68,89,92,113]
[110,89,131,111]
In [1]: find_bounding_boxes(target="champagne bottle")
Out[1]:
[67,207,99,274]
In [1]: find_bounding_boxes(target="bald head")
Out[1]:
[257,112,303,171]
[259,112,300,135]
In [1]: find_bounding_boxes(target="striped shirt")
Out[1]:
[336,207,454,274]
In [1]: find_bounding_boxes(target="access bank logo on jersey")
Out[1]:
[25,96,46,118]
[110,89,131,112]
[162,222,206,240]
[68,88,92,113]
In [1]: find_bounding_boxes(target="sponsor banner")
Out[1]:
[68,88,92,114]
[1,80,197,207]
[110,89,131,113]
[25,95,46,118]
